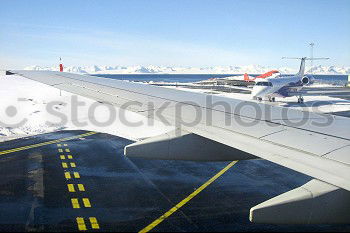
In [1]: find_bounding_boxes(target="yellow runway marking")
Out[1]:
[67,155,73,159]
[74,172,80,179]
[65,172,72,179]
[64,144,68,147]
[70,162,76,168]
[82,198,92,208]
[139,161,238,233]
[76,217,87,231]
[0,132,96,156]
[58,149,63,153]
[71,198,80,209]
[67,184,76,192]
[78,184,86,192]
[65,148,70,152]
[89,217,100,229]
[57,144,62,147]
[60,155,66,160]
[62,162,68,169]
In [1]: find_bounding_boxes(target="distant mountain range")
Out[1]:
[24,64,350,75]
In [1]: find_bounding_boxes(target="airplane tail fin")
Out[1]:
[282,57,329,77]
[297,57,306,77]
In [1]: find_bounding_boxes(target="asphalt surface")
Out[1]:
[0,130,349,232]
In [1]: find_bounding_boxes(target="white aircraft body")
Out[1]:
[252,57,327,103]
[5,63,350,225]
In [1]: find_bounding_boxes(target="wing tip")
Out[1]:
[5,70,16,75]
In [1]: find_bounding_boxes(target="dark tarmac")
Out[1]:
[0,130,349,232]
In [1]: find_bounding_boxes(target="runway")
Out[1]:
[0,130,349,232]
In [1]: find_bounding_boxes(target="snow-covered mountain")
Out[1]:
[24,65,350,75]
[308,65,350,75]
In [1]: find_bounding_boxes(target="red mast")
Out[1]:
[59,57,64,72]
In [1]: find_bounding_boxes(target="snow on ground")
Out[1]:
[1,74,350,142]
[0,75,173,142]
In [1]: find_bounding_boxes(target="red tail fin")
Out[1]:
[256,70,279,79]
[244,73,249,81]
[244,73,255,82]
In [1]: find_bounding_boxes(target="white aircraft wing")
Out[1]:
[7,70,350,224]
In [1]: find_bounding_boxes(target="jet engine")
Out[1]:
[301,75,314,85]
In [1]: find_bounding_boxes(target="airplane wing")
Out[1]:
[299,88,350,96]
[223,85,252,92]
[6,70,350,224]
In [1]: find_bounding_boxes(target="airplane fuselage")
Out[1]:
[251,75,305,99]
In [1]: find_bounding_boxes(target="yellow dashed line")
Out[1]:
[76,217,87,231]
[89,217,100,229]
[0,132,97,155]
[65,172,72,179]
[82,198,92,208]
[27,133,99,231]
[71,198,91,208]
[71,198,80,209]
[67,184,76,192]
[74,172,80,179]
[139,161,238,233]
[78,184,86,192]
[67,184,85,192]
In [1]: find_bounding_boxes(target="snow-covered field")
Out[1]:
[0,74,172,142]
[1,74,350,142]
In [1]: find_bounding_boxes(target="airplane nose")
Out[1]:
[251,87,267,99]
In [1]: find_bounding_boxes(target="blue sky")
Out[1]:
[0,0,349,69]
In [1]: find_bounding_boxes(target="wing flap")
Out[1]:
[188,123,350,191]
[324,145,350,165]
[260,127,350,156]
[250,179,350,224]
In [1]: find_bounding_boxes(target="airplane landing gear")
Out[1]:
[297,96,304,103]
[268,97,276,102]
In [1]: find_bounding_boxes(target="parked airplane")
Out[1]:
[251,57,328,103]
